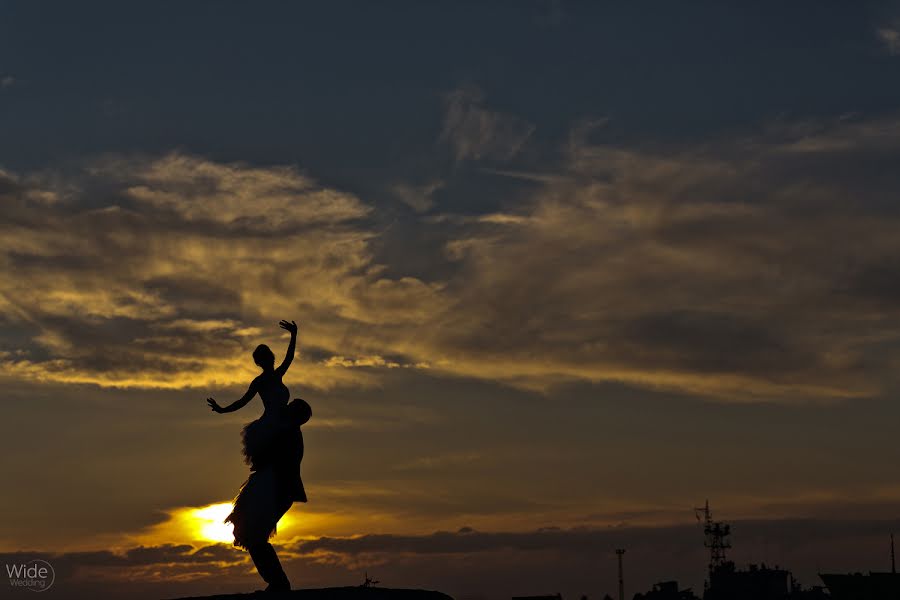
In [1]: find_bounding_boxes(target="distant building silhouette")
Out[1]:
[704,562,792,600]
[632,581,700,600]
[820,533,900,599]
[511,503,890,600]
[820,571,900,599]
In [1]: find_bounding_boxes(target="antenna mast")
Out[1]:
[616,549,626,600]
[891,533,897,575]
[694,500,731,579]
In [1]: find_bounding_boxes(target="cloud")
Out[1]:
[877,26,900,55]
[0,544,254,600]
[0,154,445,390]
[413,114,900,401]
[392,180,444,213]
[101,153,371,229]
[4,114,900,402]
[440,85,535,162]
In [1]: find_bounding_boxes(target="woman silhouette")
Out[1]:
[206,319,310,592]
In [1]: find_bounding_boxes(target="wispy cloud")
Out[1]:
[106,153,371,229]
[422,115,900,401]
[0,155,444,390]
[391,180,444,213]
[877,26,900,55]
[4,114,900,402]
[440,85,535,163]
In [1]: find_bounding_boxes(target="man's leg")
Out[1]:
[248,542,290,591]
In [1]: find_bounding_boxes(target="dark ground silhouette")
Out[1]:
[170,586,454,600]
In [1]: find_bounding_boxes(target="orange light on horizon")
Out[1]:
[128,501,307,548]
[186,502,299,544]
[190,503,236,544]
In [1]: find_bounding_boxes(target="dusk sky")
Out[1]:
[4,2,900,599]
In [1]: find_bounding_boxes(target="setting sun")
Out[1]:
[191,503,235,544]
[129,500,316,549]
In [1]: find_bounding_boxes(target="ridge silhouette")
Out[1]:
[169,586,455,600]
[206,319,311,593]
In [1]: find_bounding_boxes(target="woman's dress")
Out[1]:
[225,375,311,549]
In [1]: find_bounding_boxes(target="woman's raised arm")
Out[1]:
[276,320,298,376]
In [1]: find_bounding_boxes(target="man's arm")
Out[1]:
[208,379,258,413]
[276,320,298,376]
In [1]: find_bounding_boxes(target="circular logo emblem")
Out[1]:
[5,559,55,593]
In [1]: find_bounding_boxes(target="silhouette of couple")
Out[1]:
[206,319,311,592]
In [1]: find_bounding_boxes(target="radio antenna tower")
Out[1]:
[694,500,731,579]
[615,549,625,600]
[891,533,897,575]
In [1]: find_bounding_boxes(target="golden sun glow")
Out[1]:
[127,499,347,550]
[190,503,236,544]
[168,501,300,545]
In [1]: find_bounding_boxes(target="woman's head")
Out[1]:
[252,344,275,370]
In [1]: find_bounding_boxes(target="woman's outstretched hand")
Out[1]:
[207,397,224,413]
[279,320,298,335]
